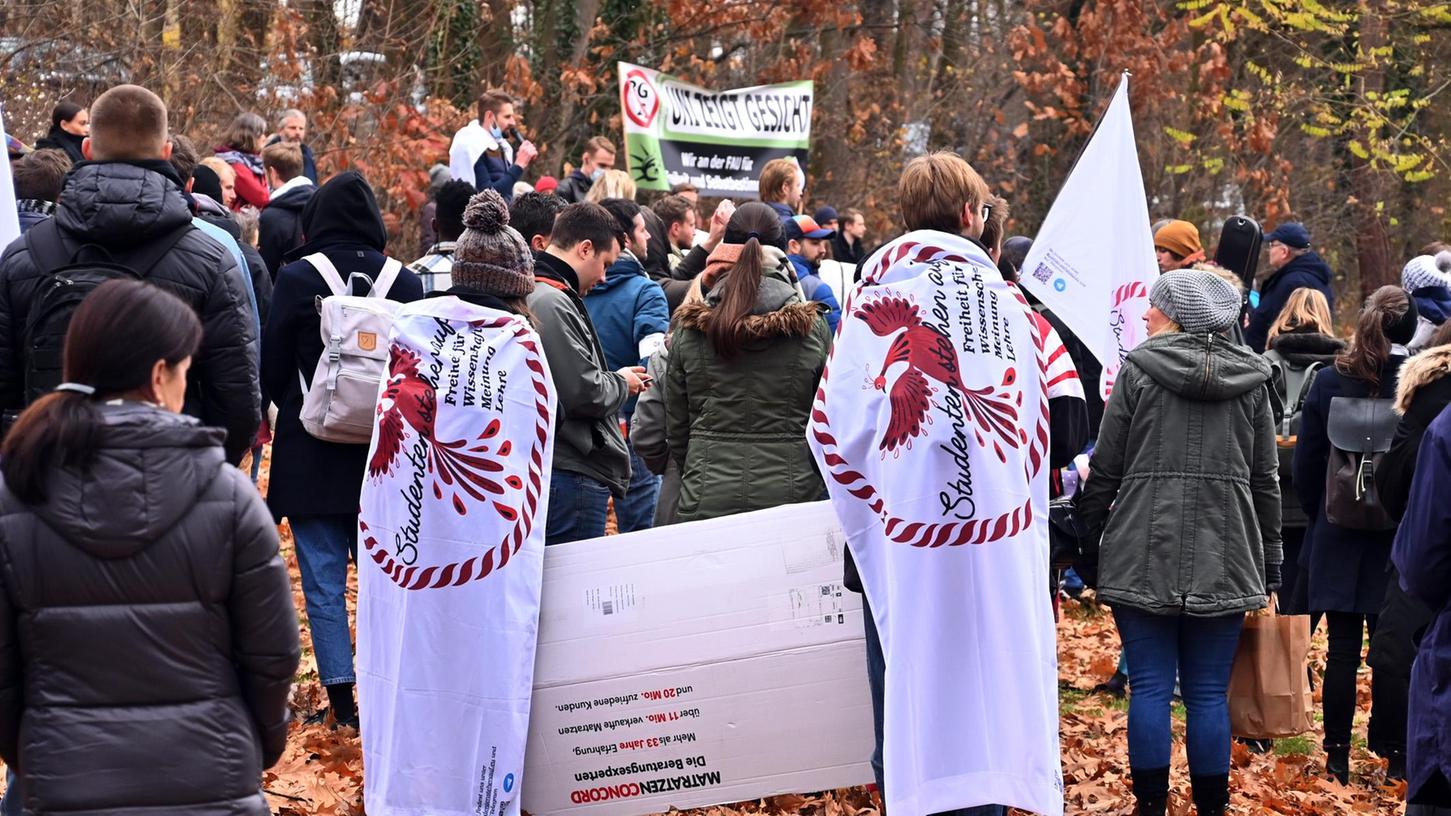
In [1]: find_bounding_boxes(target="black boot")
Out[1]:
[1190,773,1228,816]
[1325,743,1351,785]
[1131,766,1170,816]
[1386,750,1407,782]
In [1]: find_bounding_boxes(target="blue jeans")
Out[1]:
[1113,607,1245,774]
[616,444,660,534]
[290,514,358,686]
[546,471,611,545]
[862,592,1004,816]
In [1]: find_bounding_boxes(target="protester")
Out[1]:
[197,156,239,209]
[449,90,537,203]
[1078,269,1280,816]
[1152,219,1205,272]
[0,279,299,816]
[667,201,829,522]
[1245,222,1336,353]
[670,181,699,205]
[215,112,271,210]
[1293,285,1416,784]
[405,179,474,292]
[0,85,259,461]
[1262,288,1344,614]
[833,206,869,267]
[555,136,616,203]
[10,148,70,234]
[261,170,425,728]
[1401,252,1451,354]
[584,168,636,203]
[809,152,1074,816]
[265,108,318,182]
[647,194,707,311]
[758,158,803,224]
[535,175,558,195]
[785,214,842,332]
[510,190,566,252]
[813,206,839,232]
[653,194,698,271]
[33,101,87,164]
[631,335,679,526]
[528,202,644,544]
[1367,320,1451,783]
[430,189,537,312]
[258,141,315,276]
[584,198,669,532]
[417,164,451,253]
[1390,392,1451,810]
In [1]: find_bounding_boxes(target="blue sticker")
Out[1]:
[503,773,515,793]
[1053,278,1067,292]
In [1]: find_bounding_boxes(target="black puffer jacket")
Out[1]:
[0,403,300,815]
[0,161,262,463]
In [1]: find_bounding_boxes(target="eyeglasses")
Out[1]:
[981,203,994,221]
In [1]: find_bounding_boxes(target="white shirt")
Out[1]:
[449,120,513,184]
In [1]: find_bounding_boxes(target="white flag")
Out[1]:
[1018,73,1157,400]
[0,105,21,250]
[358,297,557,816]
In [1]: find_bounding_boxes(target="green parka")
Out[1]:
[1077,331,1282,616]
[665,258,831,523]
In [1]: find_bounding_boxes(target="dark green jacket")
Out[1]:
[1078,332,1282,616]
[665,261,830,523]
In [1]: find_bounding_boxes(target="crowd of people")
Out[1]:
[1,82,1450,816]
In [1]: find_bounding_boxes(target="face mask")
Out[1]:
[489,124,504,139]
[590,167,605,182]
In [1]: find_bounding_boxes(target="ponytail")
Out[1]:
[1335,285,1411,392]
[706,236,766,361]
[1,393,102,505]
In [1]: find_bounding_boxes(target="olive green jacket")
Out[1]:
[1078,332,1282,616]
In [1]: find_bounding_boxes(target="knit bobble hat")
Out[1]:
[451,189,535,297]
[1149,269,1243,334]
[1401,252,1451,293]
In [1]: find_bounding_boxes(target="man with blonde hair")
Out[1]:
[556,136,616,203]
[757,157,804,225]
[0,84,260,463]
[812,151,1081,816]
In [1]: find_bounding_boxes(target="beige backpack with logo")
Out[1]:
[298,252,404,444]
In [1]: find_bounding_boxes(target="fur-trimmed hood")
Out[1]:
[673,299,826,341]
[1396,344,1451,414]
[1266,330,1346,368]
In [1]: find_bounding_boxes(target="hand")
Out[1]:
[705,199,734,249]
[619,365,649,395]
[516,140,538,167]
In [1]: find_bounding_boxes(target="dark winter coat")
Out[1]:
[632,340,680,525]
[831,232,868,267]
[261,172,424,522]
[259,182,314,278]
[33,127,84,165]
[555,169,593,204]
[527,251,632,497]
[13,202,52,235]
[1408,285,1451,354]
[0,160,261,462]
[1292,355,1406,614]
[472,149,523,204]
[192,200,272,330]
[0,403,300,815]
[1390,403,1451,802]
[665,255,831,523]
[1246,252,1336,352]
[1078,332,1281,616]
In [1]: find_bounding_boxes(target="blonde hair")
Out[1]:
[899,152,991,234]
[198,156,235,183]
[585,169,636,202]
[1268,287,1335,343]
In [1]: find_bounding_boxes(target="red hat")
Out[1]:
[535,175,559,194]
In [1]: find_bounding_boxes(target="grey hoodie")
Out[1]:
[0,403,299,815]
[1078,332,1282,616]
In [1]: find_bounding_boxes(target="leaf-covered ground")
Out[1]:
[1,454,1409,814]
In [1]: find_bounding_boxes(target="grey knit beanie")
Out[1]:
[451,189,535,297]
[1401,252,1451,293]
[1149,269,1242,334]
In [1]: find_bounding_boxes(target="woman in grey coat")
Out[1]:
[1078,269,1281,816]
[0,281,300,816]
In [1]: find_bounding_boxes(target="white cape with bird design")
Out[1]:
[357,296,557,816]
[809,230,1064,816]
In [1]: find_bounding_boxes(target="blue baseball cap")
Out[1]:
[785,214,835,241]
[1265,222,1311,249]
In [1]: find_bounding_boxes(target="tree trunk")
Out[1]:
[1352,0,1393,296]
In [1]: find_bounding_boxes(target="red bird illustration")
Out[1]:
[856,296,1025,460]
[368,345,524,518]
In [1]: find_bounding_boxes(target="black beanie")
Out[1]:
[191,164,224,203]
[1385,296,1420,346]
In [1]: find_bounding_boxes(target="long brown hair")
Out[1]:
[1335,285,1409,390]
[705,202,784,361]
[1,281,202,505]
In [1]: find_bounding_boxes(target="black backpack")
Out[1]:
[20,218,193,404]
[1324,395,1399,531]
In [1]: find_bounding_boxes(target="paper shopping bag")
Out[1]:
[1228,609,1315,739]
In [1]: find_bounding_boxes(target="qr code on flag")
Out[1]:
[1032,263,1053,284]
